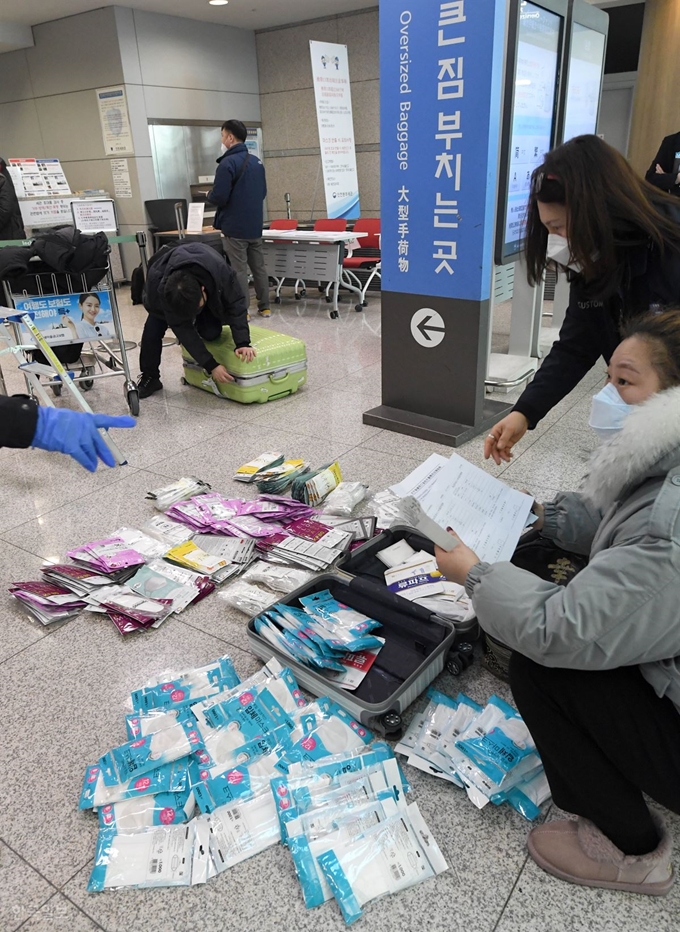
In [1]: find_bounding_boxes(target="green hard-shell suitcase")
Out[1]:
[181,324,307,404]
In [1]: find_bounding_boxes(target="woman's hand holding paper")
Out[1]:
[434,529,481,586]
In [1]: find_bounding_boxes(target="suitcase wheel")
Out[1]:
[446,648,474,677]
[457,641,474,657]
[181,377,188,385]
[373,710,403,738]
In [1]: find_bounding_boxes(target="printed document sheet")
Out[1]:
[394,454,533,564]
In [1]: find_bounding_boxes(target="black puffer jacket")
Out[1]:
[514,199,680,429]
[144,242,250,372]
[0,173,26,241]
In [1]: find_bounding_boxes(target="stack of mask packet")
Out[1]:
[81,652,446,925]
[377,540,475,623]
[291,462,343,507]
[8,579,87,626]
[396,688,551,820]
[252,589,385,691]
[146,476,212,511]
[254,517,353,572]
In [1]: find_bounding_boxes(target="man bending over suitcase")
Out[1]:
[137,241,255,399]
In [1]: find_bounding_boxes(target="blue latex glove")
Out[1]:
[32,407,136,472]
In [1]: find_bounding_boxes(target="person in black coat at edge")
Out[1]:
[136,240,255,399]
[0,157,26,241]
[0,396,134,471]
[485,134,680,465]
[645,130,680,198]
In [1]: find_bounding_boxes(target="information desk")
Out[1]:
[261,231,366,318]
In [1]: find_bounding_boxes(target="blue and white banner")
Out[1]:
[310,40,361,220]
[380,0,506,301]
[14,291,115,346]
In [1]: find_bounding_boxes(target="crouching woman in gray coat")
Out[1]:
[436,310,680,897]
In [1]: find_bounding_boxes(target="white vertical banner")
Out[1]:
[310,40,361,220]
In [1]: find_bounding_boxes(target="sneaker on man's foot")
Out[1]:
[258,308,271,318]
[137,373,163,399]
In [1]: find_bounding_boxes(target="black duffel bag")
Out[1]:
[483,530,588,681]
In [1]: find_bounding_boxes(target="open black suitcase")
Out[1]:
[247,526,479,738]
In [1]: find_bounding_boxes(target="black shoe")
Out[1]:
[137,373,163,398]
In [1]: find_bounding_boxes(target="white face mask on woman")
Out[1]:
[589,382,636,441]
[546,233,582,273]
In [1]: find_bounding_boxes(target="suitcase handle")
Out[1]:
[269,372,289,383]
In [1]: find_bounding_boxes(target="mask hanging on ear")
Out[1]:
[588,382,635,441]
[546,234,582,274]
[219,143,228,155]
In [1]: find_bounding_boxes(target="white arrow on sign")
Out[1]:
[410,307,446,348]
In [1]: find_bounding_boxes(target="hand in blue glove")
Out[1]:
[32,407,136,472]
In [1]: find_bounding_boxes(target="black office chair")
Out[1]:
[144,199,188,251]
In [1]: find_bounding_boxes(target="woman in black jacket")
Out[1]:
[0,158,26,241]
[485,135,680,465]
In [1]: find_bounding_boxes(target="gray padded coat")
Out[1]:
[466,385,680,713]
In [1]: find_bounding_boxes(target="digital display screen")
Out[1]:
[562,23,606,142]
[502,1,562,261]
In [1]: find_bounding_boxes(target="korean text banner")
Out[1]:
[14,291,114,347]
[310,40,361,220]
[380,0,505,301]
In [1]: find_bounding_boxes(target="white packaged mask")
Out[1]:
[208,792,280,871]
[316,803,447,923]
[88,823,196,891]
[589,382,635,441]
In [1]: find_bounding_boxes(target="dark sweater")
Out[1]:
[143,242,250,372]
[514,199,680,428]
[645,132,680,197]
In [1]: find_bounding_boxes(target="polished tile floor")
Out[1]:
[0,289,677,932]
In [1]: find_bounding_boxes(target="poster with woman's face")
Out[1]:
[13,291,114,345]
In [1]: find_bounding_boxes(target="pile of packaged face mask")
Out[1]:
[146,476,213,510]
[252,590,385,691]
[81,653,447,924]
[377,540,475,623]
[396,688,551,819]
[233,453,343,502]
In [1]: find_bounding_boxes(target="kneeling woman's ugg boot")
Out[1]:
[527,811,673,896]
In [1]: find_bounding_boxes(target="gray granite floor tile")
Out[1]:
[500,427,598,492]
[1,470,168,563]
[495,806,680,932]
[0,542,58,664]
[0,841,56,932]
[0,612,255,886]
[0,446,139,534]
[142,422,356,488]
[337,447,426,494]
[18,894,102,932]
[247,388,383,447]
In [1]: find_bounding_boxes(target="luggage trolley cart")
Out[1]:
[0,232,148,416]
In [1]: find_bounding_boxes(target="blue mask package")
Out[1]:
[99,718,205,787]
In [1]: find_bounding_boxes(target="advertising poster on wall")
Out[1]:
[14,291,114,346]
[310,40,361,220]
[96,86,135,156]
[8,159,71,197]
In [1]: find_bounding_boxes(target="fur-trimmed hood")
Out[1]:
[581,386,680,511]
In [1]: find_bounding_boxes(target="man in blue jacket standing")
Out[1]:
[210,120,271,318]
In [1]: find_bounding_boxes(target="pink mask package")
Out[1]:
[67,537,146,573]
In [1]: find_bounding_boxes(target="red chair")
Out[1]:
[267,220,302,304]
[313,219,348,301]
[342,219,381,311]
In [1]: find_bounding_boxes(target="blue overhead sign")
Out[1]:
[380,0,506,302]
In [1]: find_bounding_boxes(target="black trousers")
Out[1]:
[138,310,222,378]
[509,652,680,855]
